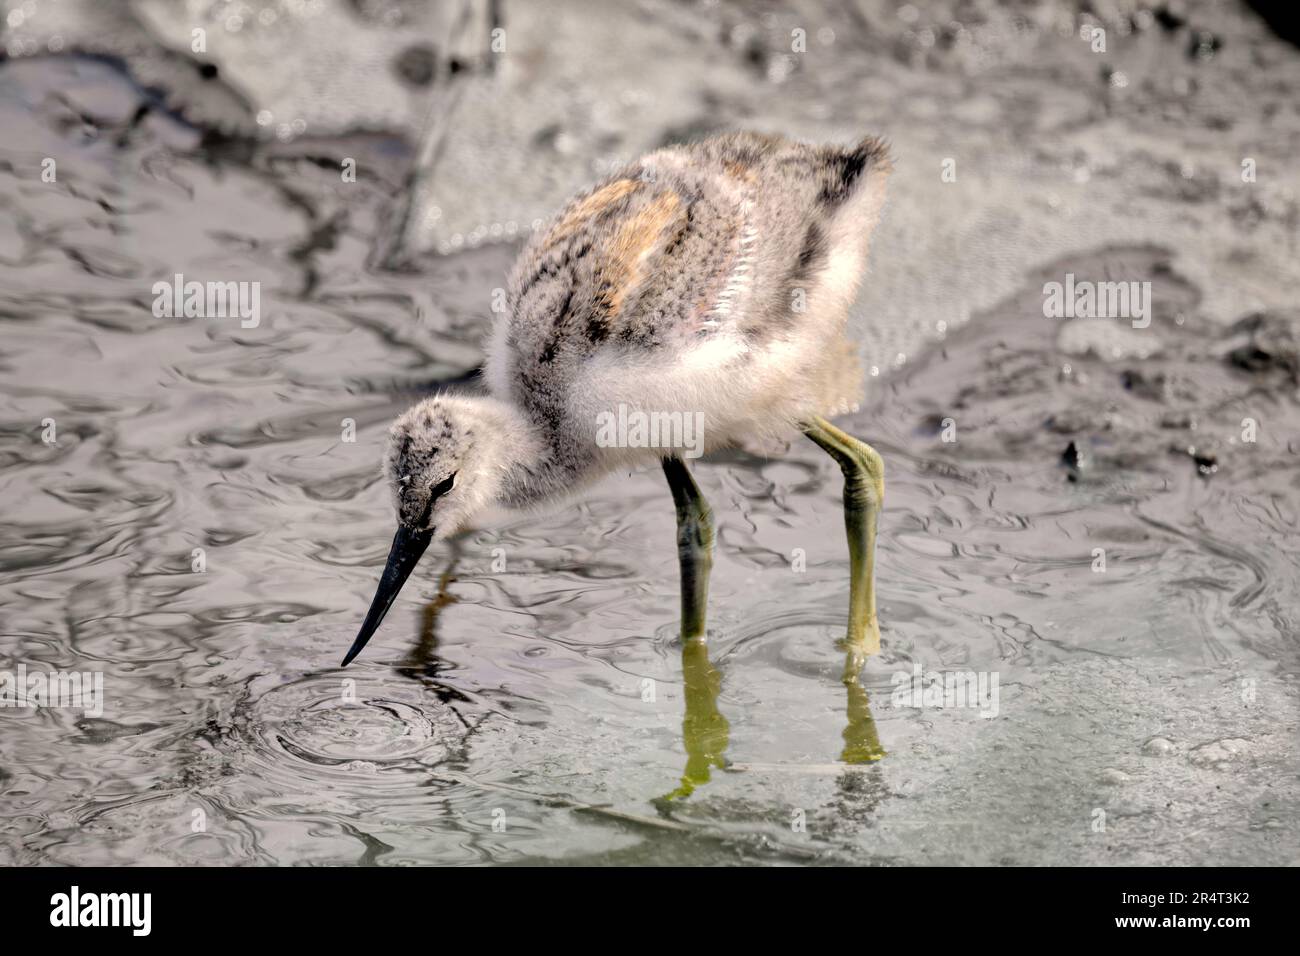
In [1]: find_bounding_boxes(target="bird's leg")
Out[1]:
[658,457,728,800]
[661,456,714,641]
[803,416,884,656]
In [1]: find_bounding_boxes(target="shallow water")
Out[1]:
[3,10,1300,866]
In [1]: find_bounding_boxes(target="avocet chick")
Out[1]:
[346,131,892,666]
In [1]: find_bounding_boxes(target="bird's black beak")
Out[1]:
[343,525,434,666]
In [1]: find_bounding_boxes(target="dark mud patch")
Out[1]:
[879,243,1300,672]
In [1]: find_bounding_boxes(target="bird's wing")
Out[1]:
[503,167,725,366]
[658,132,892,345]
[502,132,890,369]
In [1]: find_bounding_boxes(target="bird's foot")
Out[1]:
[838,617,881,678]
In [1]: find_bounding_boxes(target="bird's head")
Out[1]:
[385,398,480,537]
[345,395,526,666]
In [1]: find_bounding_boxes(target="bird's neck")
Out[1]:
[472,398,583,509]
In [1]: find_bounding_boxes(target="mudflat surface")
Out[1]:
[1,1,1297,864]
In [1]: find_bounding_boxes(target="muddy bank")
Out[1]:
[0,3,1298,865]
[5,0,1299,372]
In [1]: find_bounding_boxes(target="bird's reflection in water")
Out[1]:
[404,564,458,673]
[401,536,883,799]
[399,540,477,714]
[839,641,886,765]
[664,636,885,802]
[664,637,731,800]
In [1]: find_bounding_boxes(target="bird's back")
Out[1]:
[487,131,892,443]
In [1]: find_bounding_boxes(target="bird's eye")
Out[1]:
[430,472,456,500]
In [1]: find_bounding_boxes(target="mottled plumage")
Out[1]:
[485,131,892,503]
[347,131,893,666]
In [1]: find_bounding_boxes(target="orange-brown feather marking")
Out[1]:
[545,178,641,248]
[723,158,757,184]
[602,190,681,316]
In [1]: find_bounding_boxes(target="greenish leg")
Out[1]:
[660,457,726,800]
[803,416,884,656]
[661,456,715,641]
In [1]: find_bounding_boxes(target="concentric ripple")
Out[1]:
[245,675,464,773]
